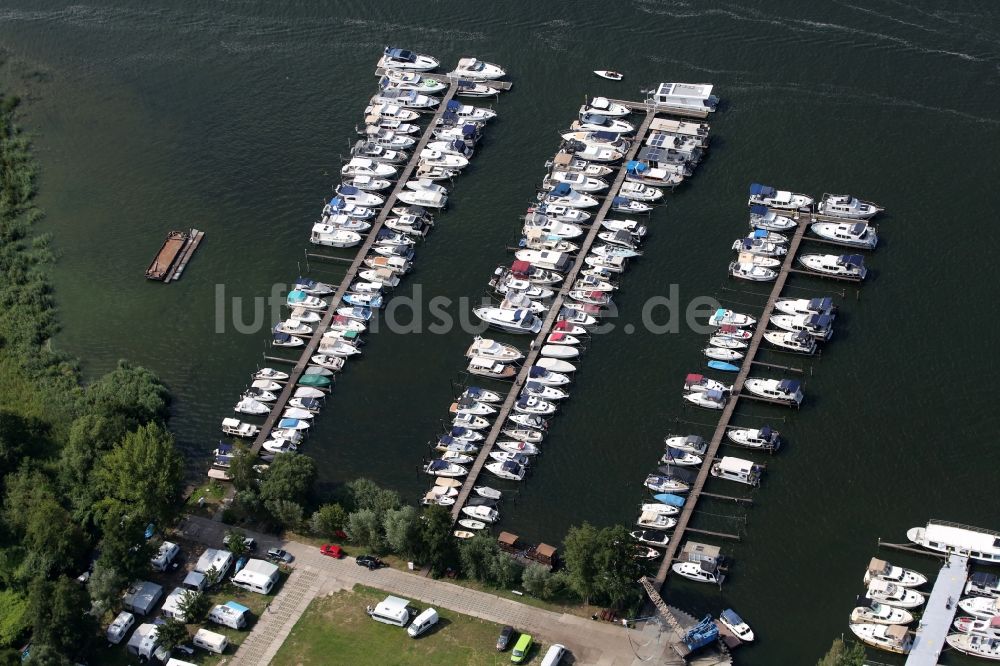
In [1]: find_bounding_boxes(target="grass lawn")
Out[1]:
[271,584,544,666]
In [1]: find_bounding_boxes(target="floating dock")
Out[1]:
[248,76,463,456]
[905,554,969,666]
[145,228,204,282]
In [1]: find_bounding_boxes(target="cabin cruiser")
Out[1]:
[362,126,416,151]
[540,344,578,360]
[539,183,599,208]
[573,275,614,294]
[449,57,505,80]
[709,308,756,328]
[749,204,797,231]
[810,221,878,249]
[727,426,780,451]
[253,367,288,381]
[368,88,439,110]
[541,170,608,194]
[528,366,570,388]
[474,307,542,334]
[351,140,408,164]
[327,315,367,333]
[263,439,297,454]
[564,139,624,163]
[385,215,432,237]
[450,397,496,416]
[683,373,731,394]
[414,163,458,182]
[624,162,685,188]
[864,558,928,588]
[424,460,467,478]
[442,99,497,122]
[364,254,411,274]
[502,428,544,444]
[573,113,635,134]
[646,82,718,113]
[954,616,1000,638]
[522,381,568,401]
[486,460,526,481]
[293,387,324,400]
[275,319,313,337]
[461,504,499,523]
[311,354,346,372]
[457,80,501,97]
[704,347,744,363]
[714,325,753,341]
[744,378,803,406]
[637,510,678,531]
[379,70,448,94]
[282,407,314,421]
[496,440,540,456]
[568,289,610,306]
[747,183,814,210]
[488,451,531,468]
[522,216,584,240]
[719,610,754,642]
[849,624,911,654]
[466,336,522,363]
[467,357,517,380]
[520,233,578,255]
[661,447,702,467]
[272,331,304,347]
[419,149,469,170]
[514,250,572,272]
[508,413,548,431]
[293,277,333,296]
[850,596,914,626]
[945,633,1000,660]
[581,96,630,117]
[561,130,631,153]
[671,561,724,584]
[798,253,867,280]
[711,456,763,486]
[318,338,360,358]
[866,580,925,609]
[527,204,592,225]
[684,389,727,410]
[310,223,362,248]
[514,394,557,416]
[665,435,708,455]
[440,451,475,466]
[451,414,491,433]
[235,397,269,416]
[773,296,837,318]
[378,46,439,72]
[591,241,641,259]
[445,427,484,445]
[221,418,259,438]
[364,102,421,123]
[631,529,670,548]
[907,521,1000,563]
[251,379,283,392]
[336,305,372,321]
[770,313,834,340]
[359,116,420,135]
[960,595,1000,619]
[763,330,817,355]
[644,474,690,494]
[618,181,663,202]
[397,188,447,208]
[472,486,502,501]
[462,387,501,404]
[733,237,787,258]
[341,156,399,180]
[610,197,654,214]
[966,572,1000,597]
[817,193,882,219]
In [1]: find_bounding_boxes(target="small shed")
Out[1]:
[530,543,557,567]
[497,532,520,553]
[680,541,722,566]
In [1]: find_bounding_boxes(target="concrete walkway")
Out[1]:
[178,516,723,666]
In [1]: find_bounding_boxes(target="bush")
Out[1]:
[265,499,303,530]
[310,503,347,539]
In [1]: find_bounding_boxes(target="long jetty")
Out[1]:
[250,77,461,455]
[450,109,658,519]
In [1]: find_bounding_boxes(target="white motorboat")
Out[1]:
[849,624,911,654]
[708,334,748,349]
[378,46,439,72]
[719,609,755,642]
[424,460,468,478]
[272,332,304,347]
[683,373,731,394]
[945,633,1000,660]
[263,439,297,454]
[426,139,474,159]
[714,324,752,340]
[541,170,608,194]
[467,356,517,380]
[242,387,276,402]
[310,223,363,248]
[522,381,568,401]
[414,163,458,181]
[450,397,496,416]
[749,204,797,231]
[646,82,719,113]
[364,254,412,274]
[311,354,346,371]
[544,331,580,347]
[773,296,836,318]
[637,510,678,531]
[466,336,523,363]
[362,125,417,151]
[514,394,556,415]
[357,268,399,289]
[318,339,360,358]
[253,368,288,381]
[817,193,882,219]
[514,249,571,272]
[350,280,383,295]
[488,451,531,469]
[449,57,506,80]
[573,113,634,134]
[535,357,576,373]
[473,486,502,500]
[462,386,502,403]
[456,518,485,530]
[572,276,614,294]
[440,451,475,466]
[508,413,547,430]
[379,69,448,93]
[568,141,624,163]
[336,306,372,321]
[747,183,814,210]
[640,502,680,517]
[601,218,647,237]
[276,319,313,336]
[810,221,878,249]
[966,572,1000,597]
[456,80,501,97]
[446,427,484,444]
[282,407,313,420]
[763,330,817,354]
[618,181,663,202]
[293,277,333,296]
[321,212,371,232]
[907,521,1000,563]
[593,69,623,80]
[661,447,702,467]
[850,597,914,626]
[732,236,787,257]
[540,344,578,359]
[496,440,540,456]
[369,88,439,110]
[798,253,867,280]
[453,530,475,539]
[683,389,727,410]
[364,102,421,123]
[644,474,689,494]
[581,96,630,117]
[727,426,781,451]
[624,163,685,188]
[704,347,744,362]
[954,615,1000,638]
[960,595,1000,619]
[744,378,803,406]
[540,184,599,209]
[360,116,420,135]
[221,418,259,438]
[328,315,367,333]
[610,197,653,214]
[709,309,756,328]
[341,156,398,179]
[397,188,447,208]
[548,154,614,178]
[502,428,544,443]
[419,148,469,170]
[665,435,707,455]
[866,579,925,609]
[864,558,928,588]
[591,242,641,259]
[235,398,269,416]
[770,313,833,340]
[293,387,325,399]
[441,100,497,122]
[711,456,763,486]
[385,214,432,237]
[523,219,584,242]
[557,306,597,327]
[352,140,407,164]
[474,307,542,334]
[435,437,477,455]
[486,460,526,481]
[671,561,724,584]
[493,276,555,300]
[561,130,630,152]
[568,289,610,306]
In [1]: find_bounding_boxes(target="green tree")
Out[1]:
[346,478,401,513]
[310,503,347,539]
[458,533,498,582]
[0,589,29,649]
[562,522,600,604]
[176,590,209,624]
[264,499,303,530]
[79,360,169,429]
[382,506,420,557]
[488,551,522,589]
[92,422,182,527]
[816,638,866,666]
[95,507,152,584]
[227,443,258,492]
[593,525,643,609]
[27,576,95,660]
[347,508,385,552]
[418,504,455,575]
[521,562,553,599]
[155,618,189,653]
[224,530,249,559]
[86,561,125,615]
[259,453,316,506]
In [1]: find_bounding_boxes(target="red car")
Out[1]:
[320,544,344,559]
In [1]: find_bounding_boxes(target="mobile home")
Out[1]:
[194,548,234,584]
[150,541,180,572]
[193,628,229,654]
[231,559,279,594]
[368,596,411,626]
[121,580,163,616]
[208,601,250,630]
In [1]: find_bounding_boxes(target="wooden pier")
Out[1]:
[145,228,205,282]
[449,109,658,520]
[248,76,462,456]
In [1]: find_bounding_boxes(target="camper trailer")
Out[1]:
[208,601,250,630]
[368,596,411,626]
[193,628,229,654]
[231,559,279,594]
[121,580,163,616]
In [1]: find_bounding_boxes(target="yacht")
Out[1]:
[709,335,748,350]
[359,116,420,135]
[293,277,333,296]
[747,183,814,210]
[450,397,496,416]
[960,595,1000,619]
[514,249,572,272]
[540,183,599,208]
[473,486,502,500]
[671,561,724,584]
[547,152,615,177]
[378,47,439,72]
[272,332,304,348]
[710,457,763,486]
[467,356,517,380]
[773,296,837,318]
[446,427,484,444]
[561,130,631,152]
[644,474,690,494]
[361,126,416,151]
[945,633,1000,660]
[474,307,542,334]
[465,336,523,363]
[311,355,345,372]
[341,157,398,180]
[907,520,1000,562]
[541,170,608,194]
[522,381,568,401]
[727,426,781,451]
[397,188,447,208]
[379,69,448,93]
[573,113,635,134]
[954,615,1000,638]
[769,313,834,340]
[419,148,469,170]
[683,373,731,394]
[423,460,468,478]
[364,103,421,123]
[414,163,458,181]
[850,597,914,625]
[719,610,754,642]
[866,580,925,609]
[508,413,547,430]
[763,330,818,355]
[625,162,685,188]
[368,88,439,110]
[810,221,878,249]
[664,435,707,455]
[966,572,1000,597]
[522,216,584,239]
[275,319,313,336]
[709,309,756,328]
[351,141,408,164]
[581,96,631,117]
[364,254,411,274]
[749,204,797,231]
[817,193,882,219]
[618,181,663,202]
[426,138,474,159]
[536,357,576,374]
[486,460,526,481]
[798,253,867,279]
[863,558,927,588]
[733,237,787,259]
[683,389,727,410]
[744,378,804,406]
[449,57,506,80]
[849,624,912,654]
[646,82,718,113]
[234,397,269,416]
[310,223,363,248]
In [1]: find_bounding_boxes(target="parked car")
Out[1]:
[355,554,385,570]
[496,625,515,651]
[319,544,343,559]
[511,633,533,663]
[242,537,257,552]
[267,547,293,563]
[541,643,567,666]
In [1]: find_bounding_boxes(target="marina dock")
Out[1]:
[373,67,513,91]
[905,554,968,666]
[449,109,658,520]
[249,76,462,456]
[145,228,205,282]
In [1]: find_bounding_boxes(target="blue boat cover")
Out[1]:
[216,441,233,454]
[384,47,416,62]
[713,308,726,320]
[441,111,459,124]
[528,366,546,378]
[749,183,776,196]
[516,395,530,407]
[791,331,812,343]
[328,197,345,209]
[612,196,629,206]
[512,309,526,321]
[742,239,754,250]
[297,277,316,288]
[625,160,648,174]
[753,229,769,239]
[438,435,454,445]
[450,427,467,437]
[465,387,483,398]
[525,381,542,391]
[551,182,572,196]
[427,460,448,471]
[839,254,864,266]
[720,609,744,626]
[300,398,321,409]
[451,139,467,152]
[273,332,291,342]
[706,389,724,401]
[446,100,461,111]
[501,460,521,473]
[654,493,686,507]
[807,296,833,311]
[339,185,359,196]
[849,222,867,235]
[593,130,619,141]
[462,124,478,138]
[760,425,774,439]
[806,313,833,328]
[777,379,801,393]
[278,418,300,428]
[749,204,769,215]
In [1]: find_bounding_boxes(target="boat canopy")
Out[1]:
[299,397,322,410]
[719,324,739,333]
[749,204,769,216]
[287,290,308,302]
[594,130,620,141]
[685,373,705,384]
[510,260,531,274]
[462,124,478,138]
[551,183,572,196]
[427,460,449,472]
[215,441,233,454]
[450,427,468,437]
[440,111,459,124]
[838,254,865,267]
[273,332,291,343]
[713,308,727,320]
[777,379,801,393]
[278,418,300,428]
[339,185,359,196]
[528,366,547,378]
[501,461,522,474]
[705,389,724,401]
[665,447,690,459]
[791,331,812,343]
[384,47,416,62]
[970,571,999,588]
[446,100,461,111]
[752,229,769,239]
[749,183,776,197]
[612,196,629,206]
[654,493,686,507]
[720,609,744,626]
[525,381,544,391]
[516,396,530,408]
[465,387,485,398]
[456,396,476,408]
[741,239,755,250]
[805,313,833,329]
[759,425,776,440]
[438,435,454,445]
[808,296,833,311]
[554,320,573,331]
[849,222,867,235]
[296,277,317,288]
[512,309,527,322]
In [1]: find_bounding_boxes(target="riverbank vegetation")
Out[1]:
[0,93,182,664]
[816,637,865,666]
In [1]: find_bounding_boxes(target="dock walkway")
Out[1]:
[450,109,657,519]
[250,78,460,455]
[906,554,969,666]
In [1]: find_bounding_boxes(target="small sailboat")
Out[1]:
[704,347,744,362]
[594,70,623,81]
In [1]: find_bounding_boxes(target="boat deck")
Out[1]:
[373,67,513,91]
[905,554,969,666]
[248,75,462,456]
[145,229,204,281]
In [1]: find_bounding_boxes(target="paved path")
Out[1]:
[178,516,724,666]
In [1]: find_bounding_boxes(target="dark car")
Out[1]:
[355,554,384,570]
[496,625,515,651]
